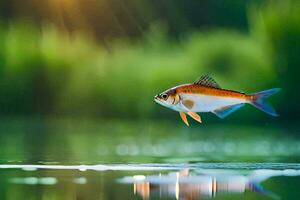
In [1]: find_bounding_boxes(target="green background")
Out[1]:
[0,1,300,200]
[0,0,299,121]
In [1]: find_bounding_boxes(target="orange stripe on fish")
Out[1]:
[176,84,249,100]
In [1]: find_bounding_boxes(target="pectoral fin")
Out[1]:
[182,99,194,110]
[179,112,189,126]
[187,112,202,123]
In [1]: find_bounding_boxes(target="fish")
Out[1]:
[154,75,281,126]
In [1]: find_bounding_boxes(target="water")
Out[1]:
[0,118,299,199]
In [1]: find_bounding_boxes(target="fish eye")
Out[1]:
[161,94,168,99]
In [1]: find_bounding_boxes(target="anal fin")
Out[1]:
[187,112,202,123]
[212,103,244,119]
[179,112,189,126]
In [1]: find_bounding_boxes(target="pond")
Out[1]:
[0,118,299,199]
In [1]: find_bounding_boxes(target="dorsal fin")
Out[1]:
[194,75,221,89]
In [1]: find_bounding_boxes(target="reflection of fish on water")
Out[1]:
[119,168,293,200]
[154,75,281,126]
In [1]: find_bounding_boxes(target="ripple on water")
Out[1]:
[1,162,300,171]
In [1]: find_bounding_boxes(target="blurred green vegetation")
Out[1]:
[0,2,300,199]
[0,0,299,121]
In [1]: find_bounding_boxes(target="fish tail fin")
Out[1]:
[249,88,281,117]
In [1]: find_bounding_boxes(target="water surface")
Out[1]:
[0,118,299,199]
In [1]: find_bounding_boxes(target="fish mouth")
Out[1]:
[154,95,160,102]
[154,95,160,100]
[154,95,164,104]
